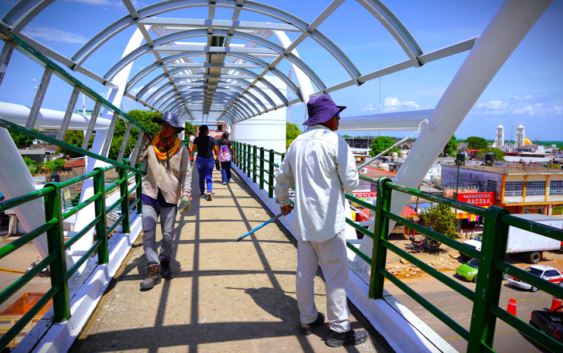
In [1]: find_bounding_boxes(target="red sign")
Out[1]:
[456,192,495,206]
[353,192,377,198]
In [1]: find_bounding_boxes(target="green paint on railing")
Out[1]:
[0,186,54,213]
[64,215,102,250]
[67,239,103,278]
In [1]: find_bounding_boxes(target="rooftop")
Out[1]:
[443,164,563,175]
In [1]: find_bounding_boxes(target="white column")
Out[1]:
[355,0,553,268]
[0,128,48,258]
[69,28,148,271]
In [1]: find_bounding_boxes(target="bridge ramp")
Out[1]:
[70,169,389,352]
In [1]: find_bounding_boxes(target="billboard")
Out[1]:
[456,192,495,207]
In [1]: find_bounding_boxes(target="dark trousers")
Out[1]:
[221,161,232,182]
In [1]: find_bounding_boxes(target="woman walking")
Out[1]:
[218,132,238,185]
[137,112,192,290]
[191,125,219,200]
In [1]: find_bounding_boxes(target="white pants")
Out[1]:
[297,230,351,333]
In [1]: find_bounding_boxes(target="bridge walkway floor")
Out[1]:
[70,168,388,353]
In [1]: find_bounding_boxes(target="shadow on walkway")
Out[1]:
[70,168,387,353]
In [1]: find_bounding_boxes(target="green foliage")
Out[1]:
[56,130,94,158]
[286,122,301,149]
[341,135,351,138]
[107,110,162,160]
[476,147,505,162]
[443,134,458,156]
[9,130,36,147]
[419,204,457,239]
[467,136,488,149]
[184,122,195,135]
[369,136,399,157]
[23,157,37,166]
[41,158,67,172]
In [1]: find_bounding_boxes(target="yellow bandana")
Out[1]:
[152,132,181,161]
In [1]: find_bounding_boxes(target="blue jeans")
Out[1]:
[221,161,232,182]
[196,157,214,194]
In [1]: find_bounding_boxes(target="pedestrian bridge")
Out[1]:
[68,167,387,353]
[0,1,561,352]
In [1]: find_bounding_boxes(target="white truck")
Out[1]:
[463,214,562,264]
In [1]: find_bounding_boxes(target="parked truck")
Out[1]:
[462,214,562,264]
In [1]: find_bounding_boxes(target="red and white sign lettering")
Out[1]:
[456,192,495,207]
[353,192,377,198]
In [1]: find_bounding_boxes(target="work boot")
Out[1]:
[325,329,368,348]
[161,259,173,279]
[298,312,325,335]
[140,266,161,290]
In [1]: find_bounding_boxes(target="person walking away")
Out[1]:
[218,132,238,184]
[274,94,368,347]
[137,112,192,290]
[190,125,219,201]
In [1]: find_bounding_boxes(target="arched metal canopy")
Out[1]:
[1,0,479,123]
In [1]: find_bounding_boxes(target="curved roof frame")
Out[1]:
[105,28,324,91]
[152,77,276,114]
[0,0,481,123]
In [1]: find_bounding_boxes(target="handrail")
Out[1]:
[0,162,143,350]
[232,141,563,353]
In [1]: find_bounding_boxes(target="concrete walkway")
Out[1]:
[71,168,390,353]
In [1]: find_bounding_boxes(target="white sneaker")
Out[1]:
[207,193,213,201]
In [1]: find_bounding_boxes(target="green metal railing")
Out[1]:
[231,141,563,353]
[232,141,284,199]
[0,32,148,350]
[345,177,563,353]
[0,162,142,349]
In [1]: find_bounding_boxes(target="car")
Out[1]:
[530,307,563,342]
[456,258,480,282]
[508,265,563,292]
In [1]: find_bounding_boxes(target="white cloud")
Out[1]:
[555,106,563,115]
[383,96,419,112]
[361,104,376,112]
[476,100,508,110]
[513,94,534,101]
[21,25,88,44]
[512,105,535,115]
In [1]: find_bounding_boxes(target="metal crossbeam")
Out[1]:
[129,132,145,167]
[101,112,119,157]
[153,45,277,55]
[57,87,81,140]
[26,67,52,129]
[0,41,15,86]
[138,18,301,32]
[82,101,102,150]
[164,63,261,69]
[117,123,133,162]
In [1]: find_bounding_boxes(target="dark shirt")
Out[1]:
[142,189,176,208]
[193,136,216,159]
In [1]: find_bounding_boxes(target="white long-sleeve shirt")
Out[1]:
[274,125,359,242]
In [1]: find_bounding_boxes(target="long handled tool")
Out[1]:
[236,212,285,242]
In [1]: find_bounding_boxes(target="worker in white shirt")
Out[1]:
[274,94,367,348]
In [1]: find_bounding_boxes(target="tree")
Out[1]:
[286,122,301,149]
[184,122,195,136]
[23,157,37,166]
[56,130,93,158]
[419,204,457,240]
[467,136,488,149]
[443,134,458,156]
[107,110,161,160]
[41,158,67,172]
[476,147,505,162]
[369,136,399,157]
[9,130,36,148]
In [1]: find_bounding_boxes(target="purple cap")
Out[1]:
[303,94,346,126]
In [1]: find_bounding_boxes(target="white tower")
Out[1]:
[515,125,525,148]
[495,125,504,148]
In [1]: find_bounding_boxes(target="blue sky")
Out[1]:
[0,0,561,140]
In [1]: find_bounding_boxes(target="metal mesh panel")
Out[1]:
[487,180,497,193]
[550,180,563,196]
[525,181,545,196]
[505,181,523,196]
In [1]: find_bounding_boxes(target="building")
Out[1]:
[441,164,563,215]
[494,125,504,148]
